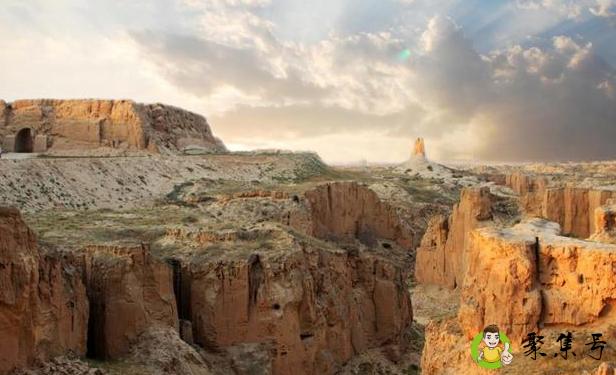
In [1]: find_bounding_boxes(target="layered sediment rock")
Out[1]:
[0,99,226,154]
[414,187,502,288]
[0,208,88,374]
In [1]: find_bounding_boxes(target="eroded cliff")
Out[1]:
[414,186,518,289]
[0,208,88,374]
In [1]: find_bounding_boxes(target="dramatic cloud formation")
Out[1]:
[1,0,615,162]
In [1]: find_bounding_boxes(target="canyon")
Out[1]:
[2,101,616,374]
[417,165,616,374]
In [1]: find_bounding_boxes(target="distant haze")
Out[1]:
[1,0,615,163]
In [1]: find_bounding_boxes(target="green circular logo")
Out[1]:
[470,331,512,369]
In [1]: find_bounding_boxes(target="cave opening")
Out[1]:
[248,254,263,311]
[86,298,106,359]
[15,128,34,153]
[168,258,190,321]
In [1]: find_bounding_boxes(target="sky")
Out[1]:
[1,0,615,163]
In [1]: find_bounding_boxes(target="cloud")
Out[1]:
[128,5,616,162]
[474,36,616,160]
[516,0,615,20]
[1,0,616,162]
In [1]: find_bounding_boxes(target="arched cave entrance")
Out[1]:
[15,128,34,153]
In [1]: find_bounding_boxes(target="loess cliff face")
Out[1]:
[589,201,616,244]
[162,182,416,374]
[503,172,616,238]
[0,208,88,374]
[304,182,415,249]
[414,187,516,289]
[82,244,178,360]
[418,169,616,374]
[1,178,420,374]
[0,99,226,154]
[179,227,412,375]
[420,217,616,374]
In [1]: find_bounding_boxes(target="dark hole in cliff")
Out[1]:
[272,303,281,310]
[15,128,34,153]
[87,298,106,359]
[300,333,314,340]
[578,274,584,284]
[248,254,263,310]
[382,242,392,249]
[534,236,541,276]
[292,195,300,203]
[168,258,191,321]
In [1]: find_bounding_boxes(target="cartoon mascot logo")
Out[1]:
[470,324,514,369]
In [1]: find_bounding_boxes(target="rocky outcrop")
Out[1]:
[126,326,214,375]
[458,219,616,341]
[420,319,478,375]
[0,99,226,154]
[414,187,502,289]
[413,138,426,158]
[11,357,107,375]
[0,207,88,374]
[501,172,616,238]
[505,172,548,216]
[457,222,542,341]
[303,182,414,250]
[595,363,616,375]
[589,201,616,244]
[82,244,178,360]
[172,226,412,375]
[540,187,616,238]
[421,218,616,374]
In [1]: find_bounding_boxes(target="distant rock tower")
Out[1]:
[413,137,426,159]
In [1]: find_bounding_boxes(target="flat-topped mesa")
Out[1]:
[412,137,426,159]
[0,99,226,155]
